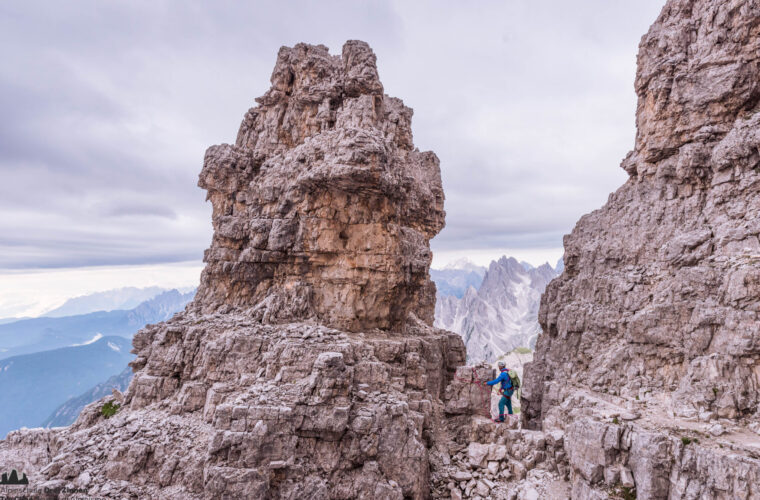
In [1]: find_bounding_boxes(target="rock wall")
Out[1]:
[195,41,444,332]
[524,0,760,497]
[525,0,760,429]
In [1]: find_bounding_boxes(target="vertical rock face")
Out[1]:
[526,0,760,426]
[195,41,444,332]
[524,1,760,497]
[0,41,466,500]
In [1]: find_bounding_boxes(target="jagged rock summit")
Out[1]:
[524,0,760,498]
[195,40,444,332]
[435,257,557,362]
[0,41,467,500]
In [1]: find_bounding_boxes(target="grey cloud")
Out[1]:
[100,201,178,219]
[0,0,666,269]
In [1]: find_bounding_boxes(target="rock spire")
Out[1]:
[195,40,445,332]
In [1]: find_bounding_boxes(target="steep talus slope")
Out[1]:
[523,0,760,497]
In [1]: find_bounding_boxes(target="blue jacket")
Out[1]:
[486,369,513,394]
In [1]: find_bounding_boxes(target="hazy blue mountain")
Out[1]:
[43,366,133,428]
[431,259,487,298]
[0,289,195,360]
[0,318,29,325]
[44,286,167,317]
[0,336,134,437]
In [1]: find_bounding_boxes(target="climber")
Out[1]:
[484,361,514,422]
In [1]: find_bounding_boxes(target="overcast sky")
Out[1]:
[0,0,666,316]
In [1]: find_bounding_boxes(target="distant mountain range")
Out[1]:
[433,256,562,362]
[43,286,169,317]
[0,288,196,437]
[43,366,134,428]
[0,289,195,360]
[430,264,486,298]
[0,336,134,438]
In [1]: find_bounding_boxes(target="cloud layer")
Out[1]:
[0,0,666,270]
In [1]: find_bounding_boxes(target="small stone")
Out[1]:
[708,423,725,436]
[620,467,635,488]
[604,466,620,486]
[475,480,490,496]
[487,444,507,461]
[467,443,490,468]
[511,461,526,481]
[453,470,472,482]
[524,487,540,500]
[749,422,760,435]
[487,461,499,475]
[698,410,716,422]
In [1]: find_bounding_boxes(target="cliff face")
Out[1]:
[194,41,444,332]
[523,0,760,497]
[525,0,760,425]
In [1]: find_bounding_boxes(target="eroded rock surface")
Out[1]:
[524,0,760,497]
[195,41,444,332]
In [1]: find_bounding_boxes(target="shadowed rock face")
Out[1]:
[195,41,445,332]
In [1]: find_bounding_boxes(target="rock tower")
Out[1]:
[195,41,444,332]
[0,41,468,499]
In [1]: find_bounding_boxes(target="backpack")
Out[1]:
[508,369,521,390]
[508,369,521,399]
[498,369,514,397]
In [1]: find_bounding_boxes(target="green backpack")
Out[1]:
[508,369,521,399]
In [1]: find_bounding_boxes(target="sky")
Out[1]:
[0,0,666,317]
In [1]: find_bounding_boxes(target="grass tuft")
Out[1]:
[101,401,121,419]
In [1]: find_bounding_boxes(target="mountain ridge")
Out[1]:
[0,336,133,438]
[0,289,195,360]
[43,286,169,318]
[434,255,558,361]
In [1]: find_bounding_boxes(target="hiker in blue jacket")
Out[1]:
[484,361,514,421]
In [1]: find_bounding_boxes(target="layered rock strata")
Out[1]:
[524,0,760,497]
[195,40,444,332]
